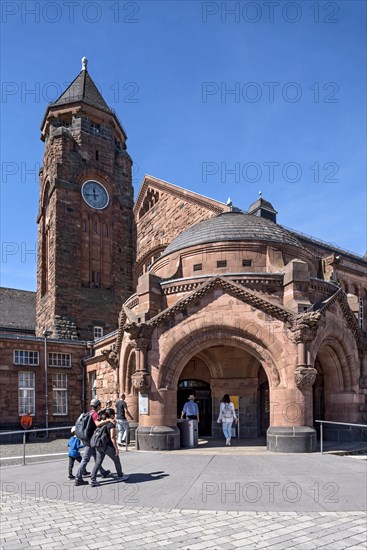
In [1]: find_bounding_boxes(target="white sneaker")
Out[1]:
[228,439,231,446]
[225,438,229,446]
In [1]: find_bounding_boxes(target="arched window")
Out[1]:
[138,188,160,219]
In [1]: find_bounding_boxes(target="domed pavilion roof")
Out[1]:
[162,211,304,257]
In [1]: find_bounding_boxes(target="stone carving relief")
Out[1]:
[295,366,317,390]
[290,311,321,343]
[102,348,119,369]
[131,371,151,393]
[124,323,154,393]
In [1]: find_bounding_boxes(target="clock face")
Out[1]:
[81,180,109,210]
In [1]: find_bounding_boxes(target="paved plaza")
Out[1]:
[1,441,366,549]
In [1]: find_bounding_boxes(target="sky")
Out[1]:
[1,0,366,291]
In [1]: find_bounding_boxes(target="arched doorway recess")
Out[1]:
[177,343,271,440]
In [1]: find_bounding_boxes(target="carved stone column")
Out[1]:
[267,312,320,453]
[125,323,153,394]
[291,312,320,391]
[124,322,180,451]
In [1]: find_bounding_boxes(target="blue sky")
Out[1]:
[1,0,366,291]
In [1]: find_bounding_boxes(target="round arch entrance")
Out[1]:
[177,343,270,440]
[313,340,358,440]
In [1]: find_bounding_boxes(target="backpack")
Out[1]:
[75,412,96,442]
[223,403,234,421]
[90,424,110,449]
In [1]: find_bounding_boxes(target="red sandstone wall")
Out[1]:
[134,181,226,280]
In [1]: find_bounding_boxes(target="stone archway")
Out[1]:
[158,325,281,392]
[158,326,279,443]
[314,339,357,424]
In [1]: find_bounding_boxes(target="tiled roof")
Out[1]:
[162,211,304,257]
[52,70,112,113]
[0,288,36,330]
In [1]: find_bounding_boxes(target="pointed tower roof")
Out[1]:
[52,57,112,114]
[41,58,126,140]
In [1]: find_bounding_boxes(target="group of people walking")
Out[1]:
[68,393,236,481]
[68,394,132,486]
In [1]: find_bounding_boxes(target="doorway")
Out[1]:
[177,380,212,436]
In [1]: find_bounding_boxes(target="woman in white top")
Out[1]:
[217,394,237,446]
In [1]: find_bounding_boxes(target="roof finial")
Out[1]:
[226,196,233,211]
[81,57,88,71]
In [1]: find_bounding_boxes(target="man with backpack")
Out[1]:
[89,407,129,487]
[74,398,112,486]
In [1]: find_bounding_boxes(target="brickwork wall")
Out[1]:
[0,337,85,429]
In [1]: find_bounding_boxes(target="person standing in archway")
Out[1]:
[181,395,200,422]
[217,394,237,446]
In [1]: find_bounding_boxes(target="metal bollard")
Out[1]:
[22,431,26,466]
[320,422,323,455]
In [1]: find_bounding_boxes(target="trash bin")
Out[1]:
[177,419,199,448]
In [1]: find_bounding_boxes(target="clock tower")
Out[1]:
[36,58,134,341]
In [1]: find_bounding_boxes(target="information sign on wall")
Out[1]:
[139,393,149,415]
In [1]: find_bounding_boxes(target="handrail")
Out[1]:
[0,425,130,466]
[0,426,73,436]
[315,420,367,454]
[0,426,74,466]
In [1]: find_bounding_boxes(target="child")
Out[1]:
[68,426,90,480]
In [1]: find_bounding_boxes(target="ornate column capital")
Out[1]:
[295,366,317,390]
[125,322,153,349]
[131,371,151,393]
[290,312,321,343]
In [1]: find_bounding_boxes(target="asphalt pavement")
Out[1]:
[1,439,366,549]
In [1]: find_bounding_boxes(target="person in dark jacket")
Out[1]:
[74,399,111,486]
[90,408,129,487]
[115,394,133,446]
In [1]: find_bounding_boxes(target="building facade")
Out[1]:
[0,61,366,451]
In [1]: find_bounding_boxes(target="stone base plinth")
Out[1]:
[267,426,316,453]
[136,426,180,451]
